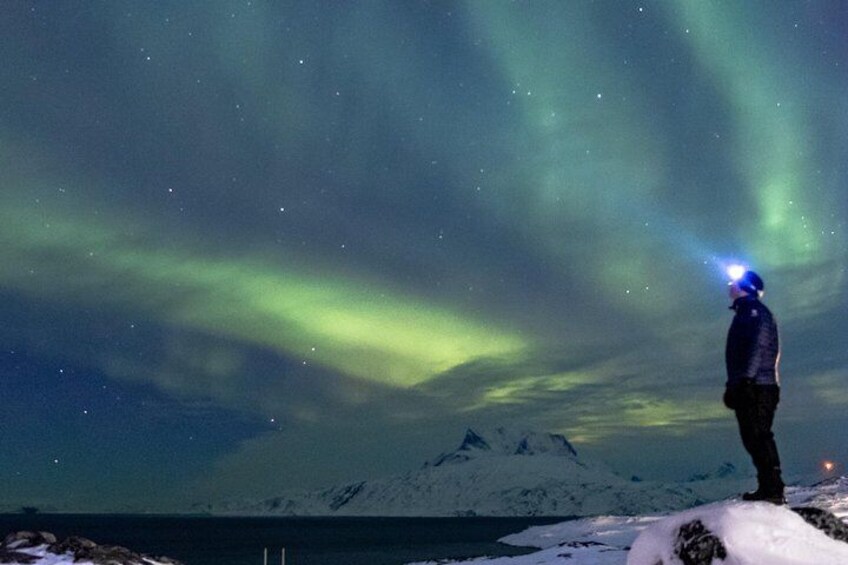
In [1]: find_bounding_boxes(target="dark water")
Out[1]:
[0,514,570,565]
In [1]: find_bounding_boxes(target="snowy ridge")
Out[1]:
[786,476,848,517]
[204,428,739,517]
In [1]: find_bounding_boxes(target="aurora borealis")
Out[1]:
[1,1,847,510]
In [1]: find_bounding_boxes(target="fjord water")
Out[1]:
[0,514,568,564]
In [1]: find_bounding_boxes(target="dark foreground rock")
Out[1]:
[669,507,848,565]
[0,531,183,565]
[673,519,727,565]
[792,506,848,543]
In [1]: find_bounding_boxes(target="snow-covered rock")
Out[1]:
[0,531,182,565]
[787,476,848,517]
[628,502,848,565]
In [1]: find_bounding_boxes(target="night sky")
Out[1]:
[1,1,847,512]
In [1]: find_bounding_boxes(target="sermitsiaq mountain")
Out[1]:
[206,428,709,517]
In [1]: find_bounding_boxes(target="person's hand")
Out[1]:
[724,380,756,409]
[723,386,737,410]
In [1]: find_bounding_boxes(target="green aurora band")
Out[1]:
[0,194,528,389]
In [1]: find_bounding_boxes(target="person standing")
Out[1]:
[723,270,785,504]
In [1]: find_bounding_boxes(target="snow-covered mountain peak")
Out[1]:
[812,475,848,489]
[426,427,578,467]
[688,462,738,482]
[450,428,490,454]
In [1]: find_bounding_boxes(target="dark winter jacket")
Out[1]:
[725,295,780,386]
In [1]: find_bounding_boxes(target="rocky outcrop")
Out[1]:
[629,500,848,565]
[0,531,183,565]
[792,506,848,544]
[663,508,848,565]
[673,520,727,565]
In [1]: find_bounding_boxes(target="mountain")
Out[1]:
[202,427,716,517]
[687,462,738,482]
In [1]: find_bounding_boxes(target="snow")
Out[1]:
[407,515,650,564]
[629,502,848,565]
[409,479,848,565]
[6,545,75,565]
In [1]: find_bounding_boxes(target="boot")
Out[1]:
[742,466,785,504]
[742,488,766,501]
[741,490,786,505]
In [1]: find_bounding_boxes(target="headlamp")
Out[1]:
[726,264,746,282]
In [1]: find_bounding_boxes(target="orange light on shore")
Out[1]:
[823,461,836,472]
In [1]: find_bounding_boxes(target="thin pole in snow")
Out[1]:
[281,547,286,565]
[263,547,268,565]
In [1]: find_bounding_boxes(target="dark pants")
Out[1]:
[733,383,783,494]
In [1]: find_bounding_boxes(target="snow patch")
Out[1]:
[409,479,848,565]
